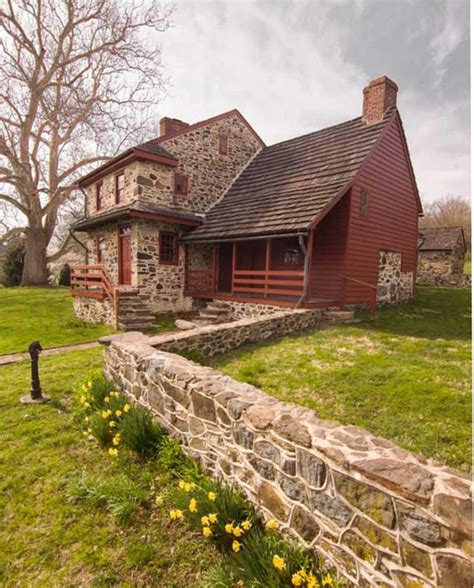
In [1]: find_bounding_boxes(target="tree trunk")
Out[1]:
[21,226,50,285]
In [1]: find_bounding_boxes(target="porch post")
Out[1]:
[265,238,271,299]
[211,244,217,294]
[305,230,314,301]
[231,241,236,295]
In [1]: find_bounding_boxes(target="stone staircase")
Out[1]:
[117,292,155,331]
[196,300,233,325]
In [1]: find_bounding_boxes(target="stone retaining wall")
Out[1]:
[145,309,322,358]
[102,335,472,587]
[73,296,115,326]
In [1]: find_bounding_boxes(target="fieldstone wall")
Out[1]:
[102,334,472,588]
[160,111,262,213]
[144,309,322,358]
[135,220,193,314]
[226,300,289,320]
[417,250,470,288]
[85,161,138,216]
[73,296,115,325]
[377,251,414,304]
[86,224,122,284]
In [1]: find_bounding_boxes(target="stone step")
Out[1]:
[119,308,154,317]
[207,300,230,309]
[324,310,355,320]
[199,308,231,318]
[119,322,154,332]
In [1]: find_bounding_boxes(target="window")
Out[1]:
[360,188,369,217]
[95,182,104,210]
[115,171,124,204]
[174,173,188,196]
[159,231,179,265]
[218,134,228,156]
[283,246,301,266]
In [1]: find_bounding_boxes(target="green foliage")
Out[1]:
[1,240,25,287]
[119,406,165,459]
[88,412,112,447]
[156,436,202,480]
[58,263,71,286]
[176,348,205,364]
[68,472,150,524]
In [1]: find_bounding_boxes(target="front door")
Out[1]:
[217,243,233,292]
[119,227,132,285]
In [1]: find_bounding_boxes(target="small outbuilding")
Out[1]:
[417,226,468,286]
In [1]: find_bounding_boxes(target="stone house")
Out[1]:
[417,226,468,286]
[71,76,422,328]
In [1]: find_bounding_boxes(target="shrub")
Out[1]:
[119,406,165,459]
[58,263,71,286]
[1,240,25,287]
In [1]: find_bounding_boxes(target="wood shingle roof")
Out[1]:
[418,226,466,252]
[185,107,396,242]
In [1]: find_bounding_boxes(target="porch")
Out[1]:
[184,235,339,309]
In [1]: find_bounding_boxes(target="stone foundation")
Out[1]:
[225,300,290,320]
[377,251,414,304]
[73,296,115,326]
[102,335,472,588]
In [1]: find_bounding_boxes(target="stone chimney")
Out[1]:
[362,76,398,124]
[159,117,190,138]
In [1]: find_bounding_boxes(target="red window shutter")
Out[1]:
[174,173,188,196]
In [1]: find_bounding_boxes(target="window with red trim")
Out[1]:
[360,189,369,217]
[96,236,105,263]
[96,182,104,210]
[159,231,179,265]
[115,171,124,204]
[218,134,228,156]
[174,173,188,196]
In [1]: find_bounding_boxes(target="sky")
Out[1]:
[155,0,470,205]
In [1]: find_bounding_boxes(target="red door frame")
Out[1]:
[118,225,132,285]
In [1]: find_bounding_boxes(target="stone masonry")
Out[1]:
[417,250,470,288]
[102,325,472,588]
[377,251,414,305]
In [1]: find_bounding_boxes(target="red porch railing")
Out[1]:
[70,264,115,301]
[233,269,304,299]
[340,275,377,318]
[184,268,214,296]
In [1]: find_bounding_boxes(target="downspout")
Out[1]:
[296,234,309,308]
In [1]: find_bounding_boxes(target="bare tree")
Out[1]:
[0,0,173,285]
[420,195,471,251]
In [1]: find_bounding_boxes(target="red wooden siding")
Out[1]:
[342,116,419,304]
[309,194,350,299]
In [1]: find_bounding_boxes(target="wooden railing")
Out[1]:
[184,268,214,296]
[340,275,377,318]
[70,264,115,302]
[233,269,304,299]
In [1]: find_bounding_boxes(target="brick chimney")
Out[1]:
[362,76,398,124]
[159,117,190,137]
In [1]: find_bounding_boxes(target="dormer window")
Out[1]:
[219,134,228,156]
[174,172,188,196]
[95,182,104,211]
[115,171,124,204]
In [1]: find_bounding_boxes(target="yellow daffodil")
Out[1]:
[298,569,308,579]
[82,431,88,436]
[322,574,333,587]
[84,416,89,422]
[104,396,110,403]
[111,391,119,397]
[266,519,278,530]
[291,573,304,587]
[109,421,116,428]
[307,573,319,588]
[84,401,90,408]
[123,403,131,412]
[178,480,186,490]
[207,491,217,501]
[101,409,111,419]
[112,434,120,446]
[202,526,212,538]
[233,526,242,537]
[108,447,118,457]
[155,495,163,506]
[115,409,122,417]
[272,555,286,572]
[169,510,184,520]
[189,498,198,513]
[231,540,241,553]
[208,513,217,524]
[80,395,86,404]
[201,515,210,526]
[86,381,92,389]
[185,482,195,492]
[242,520,252,531]
[225,523,234,534]
[87,428,92,433]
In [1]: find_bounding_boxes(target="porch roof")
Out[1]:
[71,201,204,231]
[184,108,396,243]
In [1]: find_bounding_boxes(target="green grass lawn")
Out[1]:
[0,287,115,355]
[0,348,219,586]
[214,286,472,472]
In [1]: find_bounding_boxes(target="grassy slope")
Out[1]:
[0,348,218,586]
[214,287,471,471]
[0,287,115,355]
